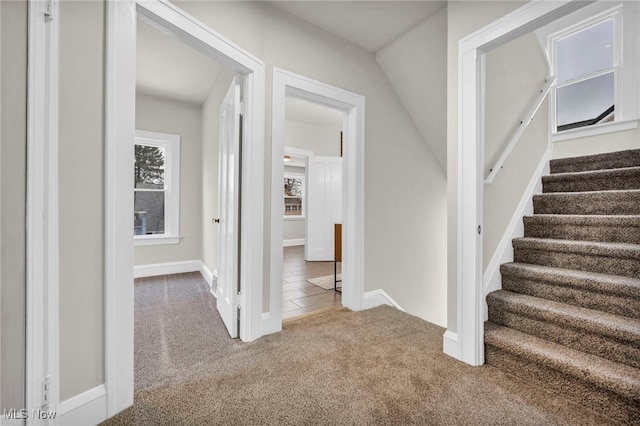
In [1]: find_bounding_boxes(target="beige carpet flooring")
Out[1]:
[101,272,613,426]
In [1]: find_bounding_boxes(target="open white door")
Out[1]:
[306,156,343,261]
[217,76,242,338]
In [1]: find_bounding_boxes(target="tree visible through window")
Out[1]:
[284,175,304,217]
[135,144,166,235]
[133,130,180,243]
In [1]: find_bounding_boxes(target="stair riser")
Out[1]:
[543,173,640,193]
[501,276,640,319]
[524,222,640,244]
[485,344,640,424]
[533,193,640,215]
[550,150,640,174]
[487,303,640,369]
[514,247,640,279]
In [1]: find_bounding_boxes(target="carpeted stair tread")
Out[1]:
[513,237,640,278]
[542,166,640,193]
[484,322,640,404]
[523,214,640,244]
[487,286,640,368]
[550,149,640,174]
[500,262,640,299]
[533,189,640,215]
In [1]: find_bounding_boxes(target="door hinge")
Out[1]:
[478,225,482,235]
[42,375,52,406]
[44,0,57,22]
[239,100,245,116]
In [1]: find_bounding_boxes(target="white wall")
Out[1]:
[134,93,204,266]
[376,7,448,173]
[483,33,548,270]
[58,0,105,400]
[447,1,527,333]
[1,0,27,410]
[179,1,448,326]
[553,127,640,158]
[201,70,235,274]
[285,120,342,157]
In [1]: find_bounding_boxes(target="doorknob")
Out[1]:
[212,218,220,224]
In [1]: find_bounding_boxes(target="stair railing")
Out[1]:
[485,76,557,185]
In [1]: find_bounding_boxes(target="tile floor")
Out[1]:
[282,245,342,320]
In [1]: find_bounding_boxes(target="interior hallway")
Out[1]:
[282,245,341,320]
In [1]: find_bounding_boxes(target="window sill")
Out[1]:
[553,119,638,142]
[284,216,305,221]
[134,235,181,246]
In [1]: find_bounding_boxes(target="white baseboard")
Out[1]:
[362,289,404,311]
[443,331,461,360]
[482,147,551,312]
[199,261,216,296]
[283,238,305,247]
[133,260,201,278]
[56,384,107,426]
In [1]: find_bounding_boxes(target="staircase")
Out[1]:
[484,149,640,424]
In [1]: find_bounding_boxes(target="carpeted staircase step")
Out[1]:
[523,214,640,244]
[550,149,640,174]
[500,262,640,319]
[484,322,640,424]
[486,290,640,368]
[533,189,640,215]
[513,237,640,279]
[542,167,640,193]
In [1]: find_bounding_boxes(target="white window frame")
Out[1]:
[134,129,180,246]
[537,2,640,142]
[283,171,306,220]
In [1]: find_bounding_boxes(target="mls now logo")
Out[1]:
[3,409,57,420]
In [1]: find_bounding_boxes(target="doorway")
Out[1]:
[266,68,365,335]
[281,99,344,319]
[105,0,265,417]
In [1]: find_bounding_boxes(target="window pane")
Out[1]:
[557,19,614,84]
[284,177,303,217]
[135,145,165,189]
[134,191,165,235]
[557,72,614,128]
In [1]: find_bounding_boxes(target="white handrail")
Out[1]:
[485,76,557,185]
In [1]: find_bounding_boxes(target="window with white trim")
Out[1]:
[134,130,180,245]
[538,2,640,141]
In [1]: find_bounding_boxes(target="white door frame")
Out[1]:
[448,0,589,366]
[266,68,365,335]
[105,0,265,417]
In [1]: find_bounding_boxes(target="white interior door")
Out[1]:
[306,156,343,261]
[217,76,241,338]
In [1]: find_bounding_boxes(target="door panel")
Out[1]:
[217,76,241,338]
[306,156,343,261]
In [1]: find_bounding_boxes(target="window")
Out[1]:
[554,18,616,132]
[284,173,305,219]
[134,130,180,245]
[539,2,640,141]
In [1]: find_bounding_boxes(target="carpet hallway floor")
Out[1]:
[101,272,614,425]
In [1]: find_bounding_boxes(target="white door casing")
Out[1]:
[217,76,241,338]
[306,156,343,261]
[105,0,265,419]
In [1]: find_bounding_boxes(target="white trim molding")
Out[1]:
[133,260,202,278]
[362,290,404,311]
[26,0,60,419]
[448,0,590,366]
[268,67,366,336]
[106,0,265,418]
[56,385,107,426]
[283,238,305,247]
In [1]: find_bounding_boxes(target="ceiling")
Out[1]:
[137,1,445,105]
[269,1,446,53]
